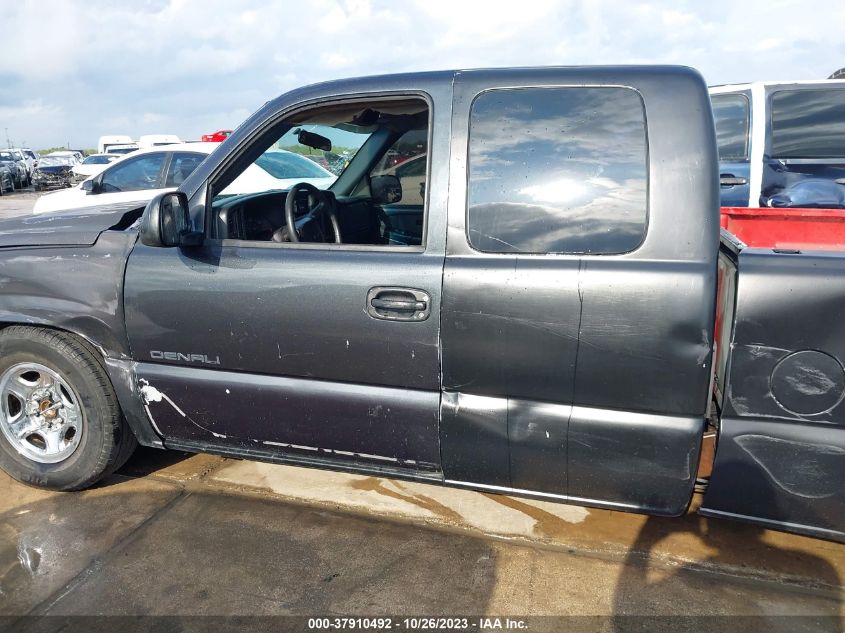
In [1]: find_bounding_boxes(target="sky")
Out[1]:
[1,0,843,150]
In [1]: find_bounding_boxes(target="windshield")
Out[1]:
[273,124,370,178]
[83,155,117,165]
[255,151,334,179]
[37,156,72,166]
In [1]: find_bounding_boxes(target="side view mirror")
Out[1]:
[370,174,402,204]
[81,178,99,194]
[140,191,202,248]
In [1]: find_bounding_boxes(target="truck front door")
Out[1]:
[124,83,451,478]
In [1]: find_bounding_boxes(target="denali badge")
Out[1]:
[150,351,221,365]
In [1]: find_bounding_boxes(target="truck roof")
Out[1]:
[709,79,845,92]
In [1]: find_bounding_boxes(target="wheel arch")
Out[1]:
[0,320,163,449]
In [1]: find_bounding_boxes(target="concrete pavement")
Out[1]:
[1,447,843,630]
[0,190,37,218]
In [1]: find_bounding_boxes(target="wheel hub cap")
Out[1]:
[0,363,83,464]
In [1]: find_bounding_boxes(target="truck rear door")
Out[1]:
[759,84,845,209]
[440,67,720,515]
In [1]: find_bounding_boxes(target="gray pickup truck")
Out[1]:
[0,66,842,543]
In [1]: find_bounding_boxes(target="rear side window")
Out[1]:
[165,152,205,187]
[711,94,749,160]
[467,87,648,254]
[771,89,845,158]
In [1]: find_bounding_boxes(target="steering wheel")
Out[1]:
[283,182,342,244]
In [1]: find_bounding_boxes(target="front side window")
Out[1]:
[711,94,750,161]
[100,154,165,192]
[467,86,648,254]
[771,89,845,158]
[210,96,430,247]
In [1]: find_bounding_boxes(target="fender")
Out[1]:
[0,209,164,447]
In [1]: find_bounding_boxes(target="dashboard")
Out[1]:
[212,190,422,246]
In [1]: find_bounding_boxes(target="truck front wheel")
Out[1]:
[0,327,136,490]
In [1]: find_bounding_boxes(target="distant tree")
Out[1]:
[37,146,69,155]
[36,147,96,156]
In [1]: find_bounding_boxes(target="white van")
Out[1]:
[137,134,181,149]
[97,135,134,154]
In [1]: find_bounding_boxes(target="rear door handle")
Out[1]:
[720,174,748,187]
[366,287,430,321]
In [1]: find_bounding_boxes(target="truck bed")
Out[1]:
[721,206,845,251]
[704,221,845,541]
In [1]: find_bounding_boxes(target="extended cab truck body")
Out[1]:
[710,80,845,208]
[0,66,842,543]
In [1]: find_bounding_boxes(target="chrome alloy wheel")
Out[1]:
[0,363,84,464]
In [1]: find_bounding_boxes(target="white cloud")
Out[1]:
[0,0,842,148]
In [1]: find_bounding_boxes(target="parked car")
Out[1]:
[0,163,13,194]
[11,150,31,185]
[71,153,120,181]
[31,155,76,190]
[2,67,845,546]
[45,150,83,164]
[33,143,336,214]
[710,80,845,207]
[0,150,27,188]
[201,130,232,142]
[12,148,36,180]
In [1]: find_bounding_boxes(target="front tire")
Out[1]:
[0,327,137,490]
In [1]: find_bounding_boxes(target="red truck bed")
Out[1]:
[721,207,845,250]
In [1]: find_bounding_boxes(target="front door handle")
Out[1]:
[366,287,430,321]
[720,174,748,187]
